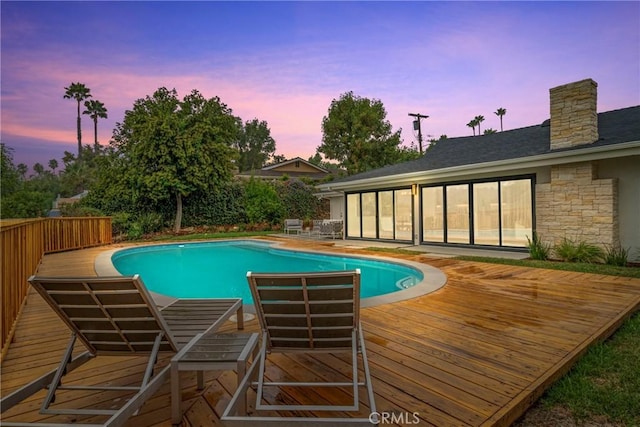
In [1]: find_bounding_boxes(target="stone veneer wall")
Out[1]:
[549,79,598,149]
[536,161,618,248]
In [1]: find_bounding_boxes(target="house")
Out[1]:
[236,157,329,180]
[47,190,89,217]
[316,79,640,259]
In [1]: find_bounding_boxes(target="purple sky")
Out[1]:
[2,1,639,170]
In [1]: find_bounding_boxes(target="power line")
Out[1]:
[408,113,428,154]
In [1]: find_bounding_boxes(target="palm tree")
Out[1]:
[83,99,108,149]
[48,159,59,174]
[474,115,485,135]
[467,120,477,136]
[495,107,507,131]
[63,82,92,156]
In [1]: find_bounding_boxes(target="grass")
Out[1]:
[540,312,640,425]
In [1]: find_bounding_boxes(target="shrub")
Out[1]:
[111,212,133,236]
[127,222,144,240]
[554,238,604,263]
[278,180,320,220]
[244,178,284,224]
[181,182,247,227]
[603,245,630,267]
[59,204,103,217]
[137,212,165,234]
[526,232,551,260]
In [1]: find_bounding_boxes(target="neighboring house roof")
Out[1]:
[237,157,330,180]
[54,190,89,208]
[262,157,328,173]
[320,106,640,189]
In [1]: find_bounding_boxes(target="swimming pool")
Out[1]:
[108,240,441,304]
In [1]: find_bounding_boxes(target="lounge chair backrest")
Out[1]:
[247,269,360,352]
[28,275,178,355]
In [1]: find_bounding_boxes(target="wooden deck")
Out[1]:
[2,239,640,426]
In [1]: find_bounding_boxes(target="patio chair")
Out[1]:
[222,269,377,425]
[284,219,303,234]
[1,275,243,427]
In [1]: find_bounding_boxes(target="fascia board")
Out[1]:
[319,141,640,192]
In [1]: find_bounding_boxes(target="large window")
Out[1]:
[420,177,533,247]
[473,182,500,245]
[422,186,444,242]
[345,188,413,241]
[361,192,377,239]
[394,189,413,241]
[378,191,394,240]
[500,179,533,247]
[446,184,469,244]
[346,193,361,238]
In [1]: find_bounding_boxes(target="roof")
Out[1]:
[324,106,640,186]
[262,157,328,173]
[237,156,330,180]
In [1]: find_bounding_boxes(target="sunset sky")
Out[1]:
[1,1,639,170]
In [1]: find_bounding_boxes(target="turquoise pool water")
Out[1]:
[111,240,423,302]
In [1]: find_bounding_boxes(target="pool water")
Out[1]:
[111,240,423,302]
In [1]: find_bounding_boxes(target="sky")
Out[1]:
[1,1,639,171]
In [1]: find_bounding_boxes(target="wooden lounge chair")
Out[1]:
[222,269,377,425]
[0,275,243,427]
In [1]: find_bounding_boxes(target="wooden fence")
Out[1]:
[1,217,112,355]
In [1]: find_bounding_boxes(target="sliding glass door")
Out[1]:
[421,177,533,247]
[345,188,413,241]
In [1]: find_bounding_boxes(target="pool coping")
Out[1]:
[94,238,447,310]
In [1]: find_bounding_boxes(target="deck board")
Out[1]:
[2,239,639,426]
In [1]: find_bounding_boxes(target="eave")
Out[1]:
[317,140,640,193]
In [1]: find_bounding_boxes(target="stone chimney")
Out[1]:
[549,78,599,150]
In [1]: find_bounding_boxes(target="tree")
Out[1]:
[48,159,59,174]
[33,163,45,177]
[495,107,507,131]
[474,115,485,135]
[270,154,286,165]
[83,99,108,149]
[59,147,102,196]
[483,128,497,135]
[1,144,58,218]
[235,118,276,172]
[1,144,21,195]
[467,119,477,136]
[111,87,238,232]
[16,163,28,180]
[318,91,403,175]
[64,82,92,156]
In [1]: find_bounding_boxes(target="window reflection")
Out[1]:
[346,194,361,238]
[378,191,394,239]
[501,180,532,247]
[473,182,500,245]
[361,192,377,239]
[394,189,412,241]
[422,186,444,242]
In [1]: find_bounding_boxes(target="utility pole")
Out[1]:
[408,113,429,154]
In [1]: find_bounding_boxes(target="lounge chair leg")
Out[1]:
[237,305,244,330]
[41,333,77,412]
[197,371,204,390]
[171,361,181,425]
